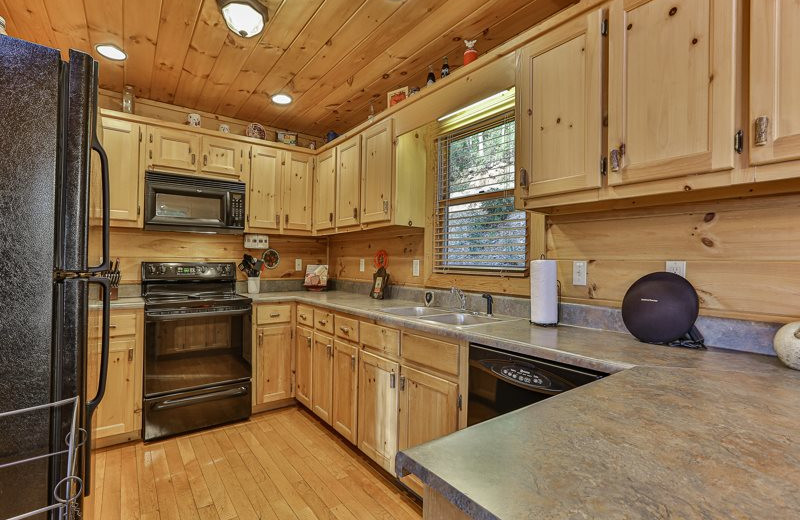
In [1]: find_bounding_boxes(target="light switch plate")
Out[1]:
[572,260,587,286]
[295,258,302,271]
[412,259,420,277]
[359,258,365,272]
[666,260,686,278]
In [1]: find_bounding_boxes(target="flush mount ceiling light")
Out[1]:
[217,0,268,38]
[95,44,127,61]
[271,93,292,105]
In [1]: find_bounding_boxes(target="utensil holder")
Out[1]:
[247,277,261,294]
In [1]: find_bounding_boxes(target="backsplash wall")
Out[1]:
[109,228,327,284]
[547,192,800,324]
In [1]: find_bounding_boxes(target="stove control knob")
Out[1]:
[158,265,167,275]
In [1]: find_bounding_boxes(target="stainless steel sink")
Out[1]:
[381,306,453,317]
[418,312,502,327]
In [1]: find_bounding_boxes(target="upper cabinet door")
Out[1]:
[313,148,337,232]
[201,135,244,178]
[249,145,282,231]
[516,8,605,198]
[282,151,313,232]
[101,117,144,226]
[147,126,199,173]
[361,119,394,224]
[607,0,737,185]
[336,135,362,228]
[750,1,800,167]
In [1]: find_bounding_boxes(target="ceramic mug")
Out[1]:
[218,124,230,133]
[187,113,201,127]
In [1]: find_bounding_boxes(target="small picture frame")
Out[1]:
[303,264,329,291]
[387,87,409,107]
[370,267,390,300]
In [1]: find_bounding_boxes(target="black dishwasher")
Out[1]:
[468,343,606,426]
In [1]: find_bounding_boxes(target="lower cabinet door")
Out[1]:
[398,365,459,451]
[295,326,313,408]
[357,350,399,473]
[89,336,137,439]
[256,324,293,404]
[332,340,358,443]
[311,332,334,423]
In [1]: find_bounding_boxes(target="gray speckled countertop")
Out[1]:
[106,290,798,519]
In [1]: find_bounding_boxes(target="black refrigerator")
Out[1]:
[0,35,111,519]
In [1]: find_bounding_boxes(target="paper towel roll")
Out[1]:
[531,260,558,325]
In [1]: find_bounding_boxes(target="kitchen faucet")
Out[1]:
[451,286,467,311]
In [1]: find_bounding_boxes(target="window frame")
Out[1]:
[432,108,529,277]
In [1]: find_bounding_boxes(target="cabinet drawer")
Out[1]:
[335,315,359,343]
[401,333,459,376]
[109,313,137,337]
[297,305,314,327]
[256,304,292,325]
[360,322,399,357]
[314,309,335,334]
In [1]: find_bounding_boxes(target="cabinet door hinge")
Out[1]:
[601,19,608,36]
[734,129,744,154]
[600,156,607,176]
[137,204,141,216]
[389,373,396,389]
[457,394,463,410]
[139,128,142,142]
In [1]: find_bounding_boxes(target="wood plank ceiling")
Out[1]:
[1,0,573,136]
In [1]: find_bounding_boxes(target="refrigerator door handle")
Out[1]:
[83,276,110,495]
[87,133,110,274]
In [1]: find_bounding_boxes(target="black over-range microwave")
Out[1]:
[144,171,245,234]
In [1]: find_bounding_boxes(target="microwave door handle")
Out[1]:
[84,276,111,495]
[223,191,232,226]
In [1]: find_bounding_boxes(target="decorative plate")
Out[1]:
[373,249,389,269]
[246,122,267,140]
[262,248,280,269]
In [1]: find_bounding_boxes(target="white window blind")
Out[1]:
[434,109,528,275]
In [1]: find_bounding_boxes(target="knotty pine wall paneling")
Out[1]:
[328,227,425,287]
[109,229,326,284]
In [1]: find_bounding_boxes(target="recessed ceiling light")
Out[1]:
[95,44,127,61]
[271,93,292,105]
[218,0,268,38]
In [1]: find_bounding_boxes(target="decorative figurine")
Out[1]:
[426,65,436,86]
[441,56,450,78]
[464,39,478,65]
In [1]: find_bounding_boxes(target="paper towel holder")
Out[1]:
[531,280,561,327]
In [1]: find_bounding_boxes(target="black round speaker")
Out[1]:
[621,272,699,344]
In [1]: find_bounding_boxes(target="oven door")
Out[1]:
[144,171,242,234]
[144,306,252,398]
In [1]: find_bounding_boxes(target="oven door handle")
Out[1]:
[145,307,251,321]
[152,386,249,411]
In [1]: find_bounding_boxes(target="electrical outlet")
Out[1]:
[359,258,365,272]
[572,260,587,286]
[295,258,302,271]
[666,260,686,278]
[412,259,420,277]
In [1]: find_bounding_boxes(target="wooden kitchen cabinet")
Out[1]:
[101,117,144,227]
[311,331,334,423]
[146,126,199,173]
[201,135,247,179]
[255,324,293,404]
[357,350,399,473]
[361,118,394,225]
[336,134,361,229]
[295,325,313,408]
[516,8,604,199]
[332,339,359,443]
[282,151,313,232]
[248,144,282,231]
[749,1,800,170]
[87,310,142,444]
[313,148,337,233]
[606,0,737,185]
[397,365,459,452]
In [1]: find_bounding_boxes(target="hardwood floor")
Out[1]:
[84,406,422,520]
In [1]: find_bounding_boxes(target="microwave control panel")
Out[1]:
[230,193,245,227]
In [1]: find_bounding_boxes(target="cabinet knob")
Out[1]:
[299,313,307,320]
[399,375,406,391]
[318,319,327,326]
[339,326,350,334]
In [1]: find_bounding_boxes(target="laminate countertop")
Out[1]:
[107,290,798,518]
